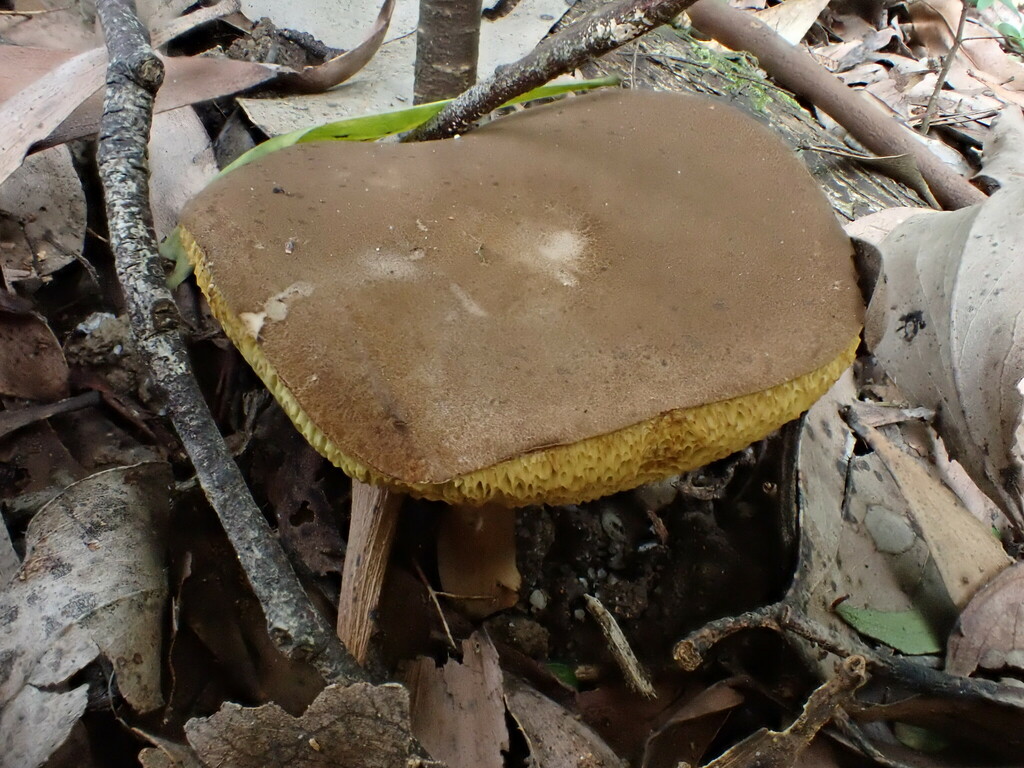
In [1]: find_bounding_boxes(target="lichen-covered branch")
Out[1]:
[405,0,700,140]
[94,0,363,685]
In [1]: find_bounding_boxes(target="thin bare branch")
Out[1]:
[94,0,363,685]
[404,0,700,141]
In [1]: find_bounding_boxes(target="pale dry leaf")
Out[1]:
[0,516,16,584]
[138,0,197,30]
[850,414,1012,610]
[505,677,626,768]
[0,144,86,283]
[0,46,105,187]
[0,463,170,718]
[797,382,957,649]
[0,45,75,103]
[184,682,426,768]
[864,114,1024,525]
[0,684,88,768]
[407,632,507,768]
[149,107,217,241]
[947,560,1024,677]
[0,2,253,179]
[0,0,97,50]
[755,0,831,45]
[977,106,1024,188]
[792,374,958,658]
[790,369,868,674]
[0,46,279,152]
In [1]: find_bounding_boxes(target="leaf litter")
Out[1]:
[4,0,1024,765]
[0,463,170,768]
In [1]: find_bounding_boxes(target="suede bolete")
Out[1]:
[179,90,861,616]
[180,90,860,508]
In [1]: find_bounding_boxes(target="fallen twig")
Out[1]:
[918,0,969,134]
[94,0,363,685]
[685,0,985,210]
[674,600,1024,710]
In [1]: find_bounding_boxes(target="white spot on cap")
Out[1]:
[240,281,314,339]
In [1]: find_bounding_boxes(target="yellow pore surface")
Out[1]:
[188,224,854,507]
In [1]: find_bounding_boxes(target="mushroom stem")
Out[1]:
[437,502,522,619]
[337,480,403,664]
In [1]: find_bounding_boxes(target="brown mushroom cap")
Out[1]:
[179,89,862,507]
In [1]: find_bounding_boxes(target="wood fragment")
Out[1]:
[585,594,655,698]
[337,481,402,664]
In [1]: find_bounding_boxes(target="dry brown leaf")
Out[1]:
[0,463,170,767]
[640,680,744,768]
[279,0,395,93]
[0,310,69,400]
[0,144,86,283]
[754,0,831,45]
[0,46,279,152]
[947,560,1024,676]
[0,3,256,181]
[0,684,88,768]
[184,682,428,768]
[505,677,626,768]
[0,0,98,50]
[863,109,1024,526]
[136,734,204,768]
[407,633,507,768]
[907,0,1024,110]
[0,46,105,188]
[701,657,867,768]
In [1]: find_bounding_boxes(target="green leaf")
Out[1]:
[545,662,579,689]
[975,0,995,10]
[998,20,1024,40]
[997,0,1021,15]
[220,75,620,176]
[834,604,944,655]
[894,722,950,753]
[161,226,195,289]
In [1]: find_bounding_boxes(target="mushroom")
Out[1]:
[178,89,862,649]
